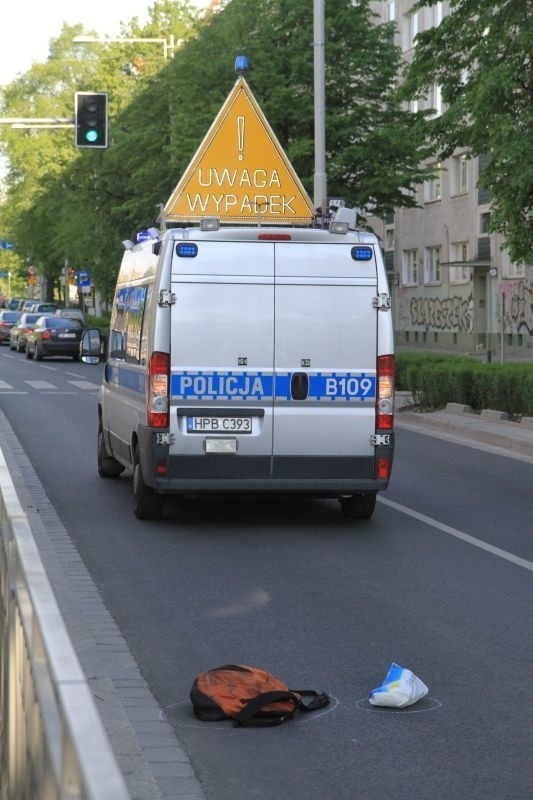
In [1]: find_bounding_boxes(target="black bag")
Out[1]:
[190,664,330,727]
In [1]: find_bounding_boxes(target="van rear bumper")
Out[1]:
[140,441,393,494]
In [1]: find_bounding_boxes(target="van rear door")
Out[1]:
[272,241,378,480]
[169,240,275,480]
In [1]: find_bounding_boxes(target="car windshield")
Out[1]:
[1,312,21,322]
[23,314,42,324]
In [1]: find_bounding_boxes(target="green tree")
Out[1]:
[402,0,533,265]
[165,0,433,217]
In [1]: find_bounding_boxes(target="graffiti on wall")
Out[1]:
[498,280,533,336]
[398,292,474,332]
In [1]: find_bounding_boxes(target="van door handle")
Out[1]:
[290,372,309,400]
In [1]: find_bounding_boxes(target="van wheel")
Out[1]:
[26,346,33,359]
[133,445,164,520]
[35,346,43,361]
[98,425,124,477]
[340,493,377,520]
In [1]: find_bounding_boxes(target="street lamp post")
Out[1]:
[73,34,176,60]
[313,0,327,209]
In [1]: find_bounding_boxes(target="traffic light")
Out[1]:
[75,92,108,149]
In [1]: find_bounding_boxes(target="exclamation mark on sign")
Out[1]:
[237,116,245,161]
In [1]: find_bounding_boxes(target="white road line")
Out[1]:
[24,380,56,390]
[67,380,100,390]
[0,381,13,389]
[378,496,533,573]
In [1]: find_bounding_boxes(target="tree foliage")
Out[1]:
[0,0,433,300]
[403,0,533,265]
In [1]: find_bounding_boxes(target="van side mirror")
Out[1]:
[81,328,106,364]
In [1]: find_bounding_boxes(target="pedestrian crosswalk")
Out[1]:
[0,378,100,394]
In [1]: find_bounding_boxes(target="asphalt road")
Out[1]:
[0,350,532,800]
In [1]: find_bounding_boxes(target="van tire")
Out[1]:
[26,346,33,359]
[35,346,44,361]
[133,445,164,520]
[340,493,376,520]
[98,426,124,477]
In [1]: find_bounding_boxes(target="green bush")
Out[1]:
[395,353,533,416]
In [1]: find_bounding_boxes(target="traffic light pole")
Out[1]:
[0,118,74,129]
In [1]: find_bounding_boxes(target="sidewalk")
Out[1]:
[395,392,533,462]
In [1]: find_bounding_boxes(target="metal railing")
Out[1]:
[0,446,130,799]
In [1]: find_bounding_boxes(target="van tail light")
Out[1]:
[376,354,394,431]
[147,351,169,428]
[42,330,52,340]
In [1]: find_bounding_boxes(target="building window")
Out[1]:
[402,249,418,285]
[427,84,443,117]
[501,249,526,278]
[452,153,469,195]
[403,10,418,50]
[387,0,395,22]
[450,242,470,283]
[479,210,491,235]
[424,163,441,202]
[385,227,395,250]
[426,2,443,27]
[425,246,441,284]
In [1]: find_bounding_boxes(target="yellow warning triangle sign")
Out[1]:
[163,77,315,225]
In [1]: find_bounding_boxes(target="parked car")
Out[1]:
[9,312,52,352]
[26,316,83,361]
[30,302,59,314]
[8,297,30,311]
[20,299,37,311]
[54,307,85,325]
[0,310,22,344]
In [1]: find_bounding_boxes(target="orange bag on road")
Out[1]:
[190,664,329,727]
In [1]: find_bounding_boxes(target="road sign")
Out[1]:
[77,270,91,294]
[163,77,315,225]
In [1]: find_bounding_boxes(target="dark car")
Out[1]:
[26,316,83,361]
[9,312,48,352]
[0,310,22,344]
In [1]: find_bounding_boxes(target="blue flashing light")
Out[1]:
[351,246,373,261]
[235,55,249,74]
[176,243,198,258]
[136,230,153,242]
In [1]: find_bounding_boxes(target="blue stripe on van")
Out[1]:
[107,364,146,394]
[170,371,375,401]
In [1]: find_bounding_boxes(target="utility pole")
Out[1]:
[313,0,327,209]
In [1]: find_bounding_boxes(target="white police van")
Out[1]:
[82,217,394,520]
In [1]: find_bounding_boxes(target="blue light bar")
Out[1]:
[136,230,152,242]
[176,243,198,258]
[351,246,373,261]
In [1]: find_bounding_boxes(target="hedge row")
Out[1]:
[395,353,533,417]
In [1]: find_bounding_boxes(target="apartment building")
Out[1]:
[368,1,533,360]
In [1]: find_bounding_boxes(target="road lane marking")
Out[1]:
[0,381,13,389]
[378,496,533,573]
[67,380,100,390]
[24,380,56,390]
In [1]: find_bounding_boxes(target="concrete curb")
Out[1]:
[396,401,533,461]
